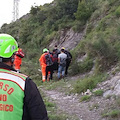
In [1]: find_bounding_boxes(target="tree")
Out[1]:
[56,0,79,19]
[74,1,93,22]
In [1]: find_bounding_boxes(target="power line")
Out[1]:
[13,0,20,21]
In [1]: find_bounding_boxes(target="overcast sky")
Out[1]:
[0,0,53,28]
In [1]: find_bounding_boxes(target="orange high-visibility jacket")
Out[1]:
[14,48,24,70]
[39,53,48,67]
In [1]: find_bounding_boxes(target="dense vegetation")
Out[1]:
[0,0,120,85]
[0,0,120,83]
[1,0,120,119]
[0,0,120,73]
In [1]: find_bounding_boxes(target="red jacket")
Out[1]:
[14,48,24,64]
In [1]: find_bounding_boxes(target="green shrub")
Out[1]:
[108,0,117,6]
[115,6,120,17]
[74,1,94,22]
[90,10,100,22]
[115,96,120,107]
[113,42,120,60]
[45,101,55,107]
[44,31,57,45]
[73,74,107,94]
[102,110,120,118]
[70,62,80,75]
[89,103,99,111]
[30,6,40,15]
[74,0,95,22]
[80,95,91,102]
[78,58,94,74]
[72,20,85,32]
[93,89,104,96]
[70,56,93,75]
[87,38,117,71]
[48,114,68,120]
[74,77,95,93]
[117,26,120,35]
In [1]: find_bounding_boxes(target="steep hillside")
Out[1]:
[49,28,86,50]
[0,0,120,85]
[0,0,120,74]
[1,0,120,119]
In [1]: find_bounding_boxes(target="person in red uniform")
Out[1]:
[14,46,24,72]
[39,48,53,82]
[39,48,48,82]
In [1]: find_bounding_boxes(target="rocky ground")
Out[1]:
[43,89,109,120]
[40,70,120,120]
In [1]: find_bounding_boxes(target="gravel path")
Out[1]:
[42,89,112,120]
[39,71,120,120]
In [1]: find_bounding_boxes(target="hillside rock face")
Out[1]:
[96,71,120,97]
[49,28,85,50]
[49,27,120,99]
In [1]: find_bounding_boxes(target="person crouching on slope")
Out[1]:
[0,34,48,120]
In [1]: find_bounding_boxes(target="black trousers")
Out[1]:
[65,60,71,75]
[46,65,53,80]
[53,62,58,71]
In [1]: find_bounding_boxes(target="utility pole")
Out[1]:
[13,0,20,21]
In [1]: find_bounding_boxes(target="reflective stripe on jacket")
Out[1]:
[0,68,27,120]
[0,62,49,120]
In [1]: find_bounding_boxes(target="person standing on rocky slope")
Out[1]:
[39,48,48,82]
[64,48,72,76]
[58,48,67,79]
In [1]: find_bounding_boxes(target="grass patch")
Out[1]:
[70,56,94,75]
[41,79,67,91]
[48,114,68,120]
[93,89,104,96]
[115,96,120,107]
[41,93,79,120]
[72,73,107,94]
[43,97,79,120]
[115,6,120,17]
[89,103,99,111]
[102,110,120,118]
[80,95,91,102]
[44,99,70,120]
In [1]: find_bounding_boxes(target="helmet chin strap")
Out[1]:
[10,58,14,67]
[10,54,15,66]
[11,58,14,63]
[0,58,3,62]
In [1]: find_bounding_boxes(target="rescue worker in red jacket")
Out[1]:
[39,48,48,82]
[13,46,24,73]
[0,34,48,120]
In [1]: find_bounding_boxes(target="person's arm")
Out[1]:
[58,54,60,63]
[69,52,72,59]
[23,77,49,120]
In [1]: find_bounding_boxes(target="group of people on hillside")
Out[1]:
[0,33,72,120]
[39,45,72,82]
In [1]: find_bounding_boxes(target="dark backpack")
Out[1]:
[60,58,66,67]
[52,53,58,63]
[65,50,72,60]
[45,54,53,66]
